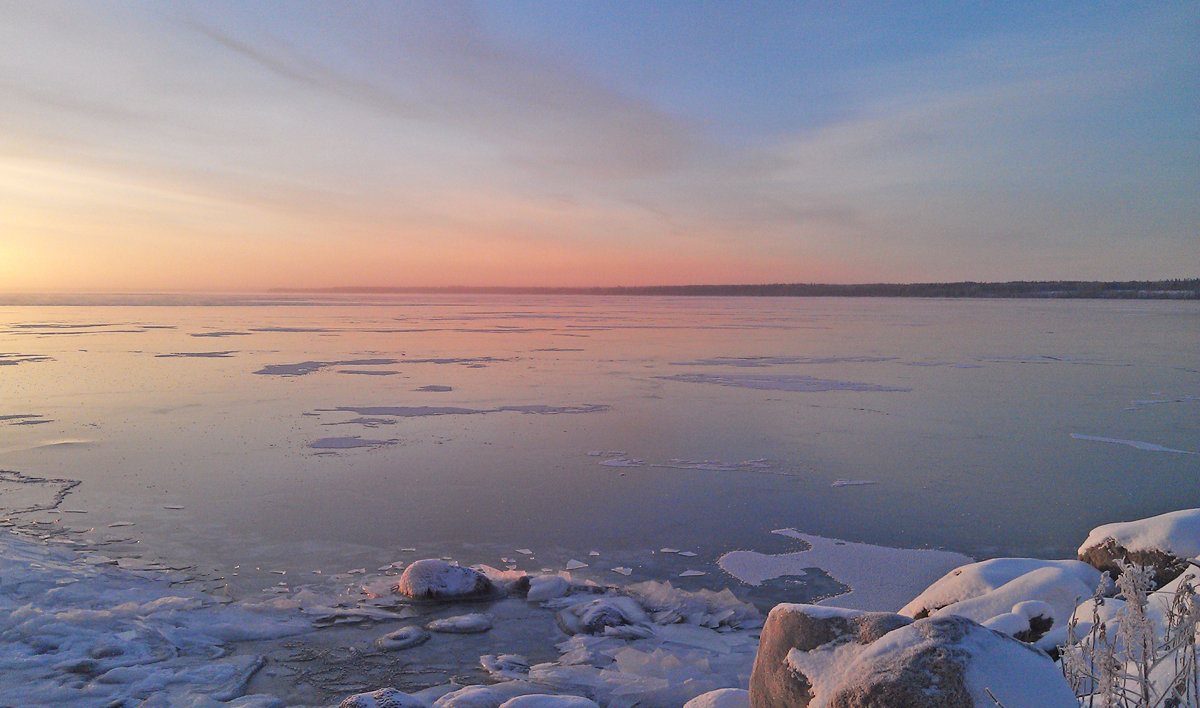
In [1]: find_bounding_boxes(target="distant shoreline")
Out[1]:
[273,280,1200,299]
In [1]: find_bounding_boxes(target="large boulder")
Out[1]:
[749,604,912,708]
[750,606,1078,707]
[395,559,496,601]
[1078,508,1200,587]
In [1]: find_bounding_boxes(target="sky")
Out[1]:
[1,1,1196,292]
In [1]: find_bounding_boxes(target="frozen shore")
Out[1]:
[2,503,1198,707]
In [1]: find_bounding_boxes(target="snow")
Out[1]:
[719,530,972,611]
[929,566,1095,634]
[1080,507,1200,558]
[899,558,1100,619]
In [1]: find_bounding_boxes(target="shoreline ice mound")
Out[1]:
[519,581,763,706]
[899,558,1100,643]
[0,530,309,707]
[1078,508,1200,586]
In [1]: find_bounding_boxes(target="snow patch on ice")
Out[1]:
[718,530,971,611]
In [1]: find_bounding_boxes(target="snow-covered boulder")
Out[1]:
[1078,508,1200,587]
[753,609,1077,708]
[923,565,1098,643]
[340,688,427,708]
[683,687,750,708]
[899,558,1100,619]
[395,559,496,601]
[749,603,912,707]
[497,695,600,708]
[526,575,570,602]
[816,615,1078,707]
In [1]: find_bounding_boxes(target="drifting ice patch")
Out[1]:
[308,436,398,450]
[254,359,400,377]
[1069,433,1196,455]
[718,530,971,611]
[1,414,51,426]
[657,373,909,392]
[670,356,895,367]
[155,351,237,358]
[0,353,54,366]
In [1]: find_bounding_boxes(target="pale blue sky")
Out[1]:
[1,1,1195,290]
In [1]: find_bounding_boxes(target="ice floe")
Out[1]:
[254,359,400,377]
[0,352,54,366]
[155,350,237,358]
[719,530,972,611]
[1069,433,1196,454]
[324,404,609,419]
[427,613,493,633]
[308,436,399,450]
[657,373,910,392]
[670,356,895,367]
[830,479,877,488]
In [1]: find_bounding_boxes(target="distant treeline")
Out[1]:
[280,280,1200,299]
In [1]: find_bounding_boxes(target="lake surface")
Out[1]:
[2,295,1197,583]
[2,294,1197,703]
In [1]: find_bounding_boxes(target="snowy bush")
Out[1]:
[1060,561,1200,707]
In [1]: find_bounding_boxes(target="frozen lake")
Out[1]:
[1,294,1197,703]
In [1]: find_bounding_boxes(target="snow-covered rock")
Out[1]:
[899,557,1100,619]
[340,688,427,708]
[395,559,496,601]
[749,603,912,707]
[497,695,600,708]
[526,575,571,602]
[754,606,1077,708]
[682,687,750,708]
[926,565,1097,642]
[427,613,493,633]
[1078,508,1200,586]
[376,626,430,651]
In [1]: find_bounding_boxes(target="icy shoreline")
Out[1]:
[4,496,1199,707]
